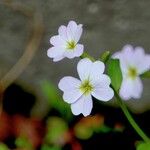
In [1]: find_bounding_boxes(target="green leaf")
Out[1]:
[141,71,150,78]
[136,141,150,150]
[74,123,93,140]
[41,80,72,120]
[94,125,112,133]
[46,117,68,144]
[0,143,8,150]
[41,145,61,150]
[15,137,33,149]
[107,59,123,91]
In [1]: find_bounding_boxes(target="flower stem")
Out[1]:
[80,52,95,61]
[113,87,149,142]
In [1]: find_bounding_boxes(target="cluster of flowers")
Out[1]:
[47,21,150,117]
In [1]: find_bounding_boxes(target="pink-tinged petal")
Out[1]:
[134,47,145,59]
[77,58,92,81]
[92,74,111,88]
[68,21,78,32]
[63,51,75,59]
[73,44,84,56]
[91,87,114,101]
[58,76,82,104]
[137,54,150,74]
[74,24,83,43]
[50,35,65,46]
[113,45,134,74]
[58,76,81,91]
[119,79,133,100]
[130,77,143,99]
[63,90,82,104]
[120,77,143,100]
[121,44,135,66]
[53,55,65,62]
[66,21,83,42]
[58,25,68,41]
[71,95,93,116]
[66,21,77,41]
[47,47,65,59]
[89,61,105,82]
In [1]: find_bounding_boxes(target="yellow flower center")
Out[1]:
[128,67,137,79]
[79,80,93,95]
[67,41,76,50]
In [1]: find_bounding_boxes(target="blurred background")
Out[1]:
[0,0,150,149]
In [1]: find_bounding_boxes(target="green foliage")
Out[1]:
[94,125,112,133]
[41,80,72,120]
[41,145,61,150]
[45,117,68,145]
[107,59,123,91]
[74,123,93,140]
[141,71,150,78]
[0,143,8,150]
[136,141,150,150]
[15,137,33,149]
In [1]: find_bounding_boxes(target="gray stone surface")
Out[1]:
[0,0,150,115]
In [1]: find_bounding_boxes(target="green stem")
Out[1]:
[80,52,95,61]
[113,87,149,142]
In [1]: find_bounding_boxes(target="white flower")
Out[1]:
[58,58,114,116]
[113,44,150,100]
[47,20,84,62]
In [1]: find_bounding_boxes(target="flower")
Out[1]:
[113,44,150,100]
[58,58,114,116]
[47,20,84,62]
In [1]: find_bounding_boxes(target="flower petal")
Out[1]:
[92,74,111,88]
[71,95,93,116]
[120,77,143,100]
[74,44,84,56]
[53,55,65,62]
[74,24,83,43]
[133,47,150,74]
[89,61,105,82]
[130,77,143,99]
[58,76,82,103]
[47,47,65,59]
[50,35,65,46]
[67,21,78,41]
[92,86,114,101]
[66,21,83,43]
[113,45,135,74]
[119,79,132,100]
[58,25,68,41]
[77,58,92,81]
[139,54,150,74]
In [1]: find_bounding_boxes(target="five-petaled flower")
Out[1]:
[47,20,84,62]
[113,44,150,100]
[58,58,114,116]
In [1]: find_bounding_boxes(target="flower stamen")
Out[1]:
[67,41,76,50]
[79,80,93,95]
[128,67,137,79]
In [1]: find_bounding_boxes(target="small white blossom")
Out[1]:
[113,44,150,100]
[47,20,84,62]
[58,58,114,116]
